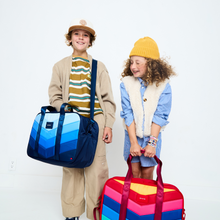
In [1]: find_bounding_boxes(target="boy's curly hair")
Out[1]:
[121,57,176,86]
[65,31,96,48]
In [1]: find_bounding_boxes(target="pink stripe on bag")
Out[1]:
[104,186,122,203]
[127,199,183,215]
[104,185,182,215]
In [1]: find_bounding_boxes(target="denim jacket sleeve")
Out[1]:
[152,83,172,127]
[120,82,134,127]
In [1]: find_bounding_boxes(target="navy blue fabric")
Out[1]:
[55,104,66,161]
[90,59,97,120]
[27,59,99,168]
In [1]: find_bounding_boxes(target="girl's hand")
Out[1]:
[144,144,156,158]
[102,127,112,144]
[130,143,142,157]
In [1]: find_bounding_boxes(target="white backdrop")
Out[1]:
[0,0,220,219]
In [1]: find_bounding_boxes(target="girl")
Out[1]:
[120,37,176,180]
[49,18,116,220]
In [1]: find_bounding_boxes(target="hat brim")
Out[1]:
[68,25,95,36]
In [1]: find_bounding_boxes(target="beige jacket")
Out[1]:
[48,54,116,128]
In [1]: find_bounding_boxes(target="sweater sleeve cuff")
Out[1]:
[105,114,116,129]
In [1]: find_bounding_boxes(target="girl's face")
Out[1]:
[69,29,91,54]
[130,56,147,78]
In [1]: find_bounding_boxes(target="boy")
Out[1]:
[48,18,116,220]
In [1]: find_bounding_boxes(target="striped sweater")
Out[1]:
[68,56,103,117]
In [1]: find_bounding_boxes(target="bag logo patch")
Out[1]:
[137,194,148,203]
[46,122,54,129]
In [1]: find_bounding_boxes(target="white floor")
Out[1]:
[0,188,219,220]
[0,189,87,220]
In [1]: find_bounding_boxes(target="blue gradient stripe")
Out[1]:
[30,126,37,140]
[60,130,79,144]
[59,139,78,154]
[63,114,80,125]
[29,136,36,149]
[102,205,128,220]
[38,135,56,149]
[34,114,41,124]
[39,127,58,138]
[38,144,54,158]
[30,112,81,156]
[101,215,111,220]
[102,195,183,220]
[62,121,80,134]
[32,119,40,132]
[43,113,60,121]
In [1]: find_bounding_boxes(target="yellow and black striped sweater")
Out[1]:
[68,56,103,118]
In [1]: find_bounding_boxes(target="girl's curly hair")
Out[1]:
[121,57,176,86]
[65,31,96,48]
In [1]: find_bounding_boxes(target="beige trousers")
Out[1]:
[61,114,109,220]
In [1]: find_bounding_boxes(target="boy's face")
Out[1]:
[69,29,91,53]
[130,56,147,78]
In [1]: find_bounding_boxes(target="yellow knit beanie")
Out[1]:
[129,37,160,59]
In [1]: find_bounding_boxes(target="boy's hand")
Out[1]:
[130,143,142,157]
[102,127,112,144]
[144,145,156,158]
[64,105,71,112]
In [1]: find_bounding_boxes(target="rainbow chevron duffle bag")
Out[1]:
[94,153,186,220]
[27,59,99,168]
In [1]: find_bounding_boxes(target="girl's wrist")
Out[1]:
[130,138,138,145]
[148,135,158,148]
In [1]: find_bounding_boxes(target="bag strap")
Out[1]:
[119,154,133,220]
[90,59,97,120]
[119,150,164,220]
[93,195,102,220]
[53,59,97,160]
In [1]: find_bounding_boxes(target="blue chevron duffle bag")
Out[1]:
[27,59,99,168]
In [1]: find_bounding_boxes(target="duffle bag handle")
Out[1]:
[119,149,164,220]
[40,105,57,114]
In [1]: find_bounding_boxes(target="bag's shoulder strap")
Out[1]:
[90,59,97,120]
